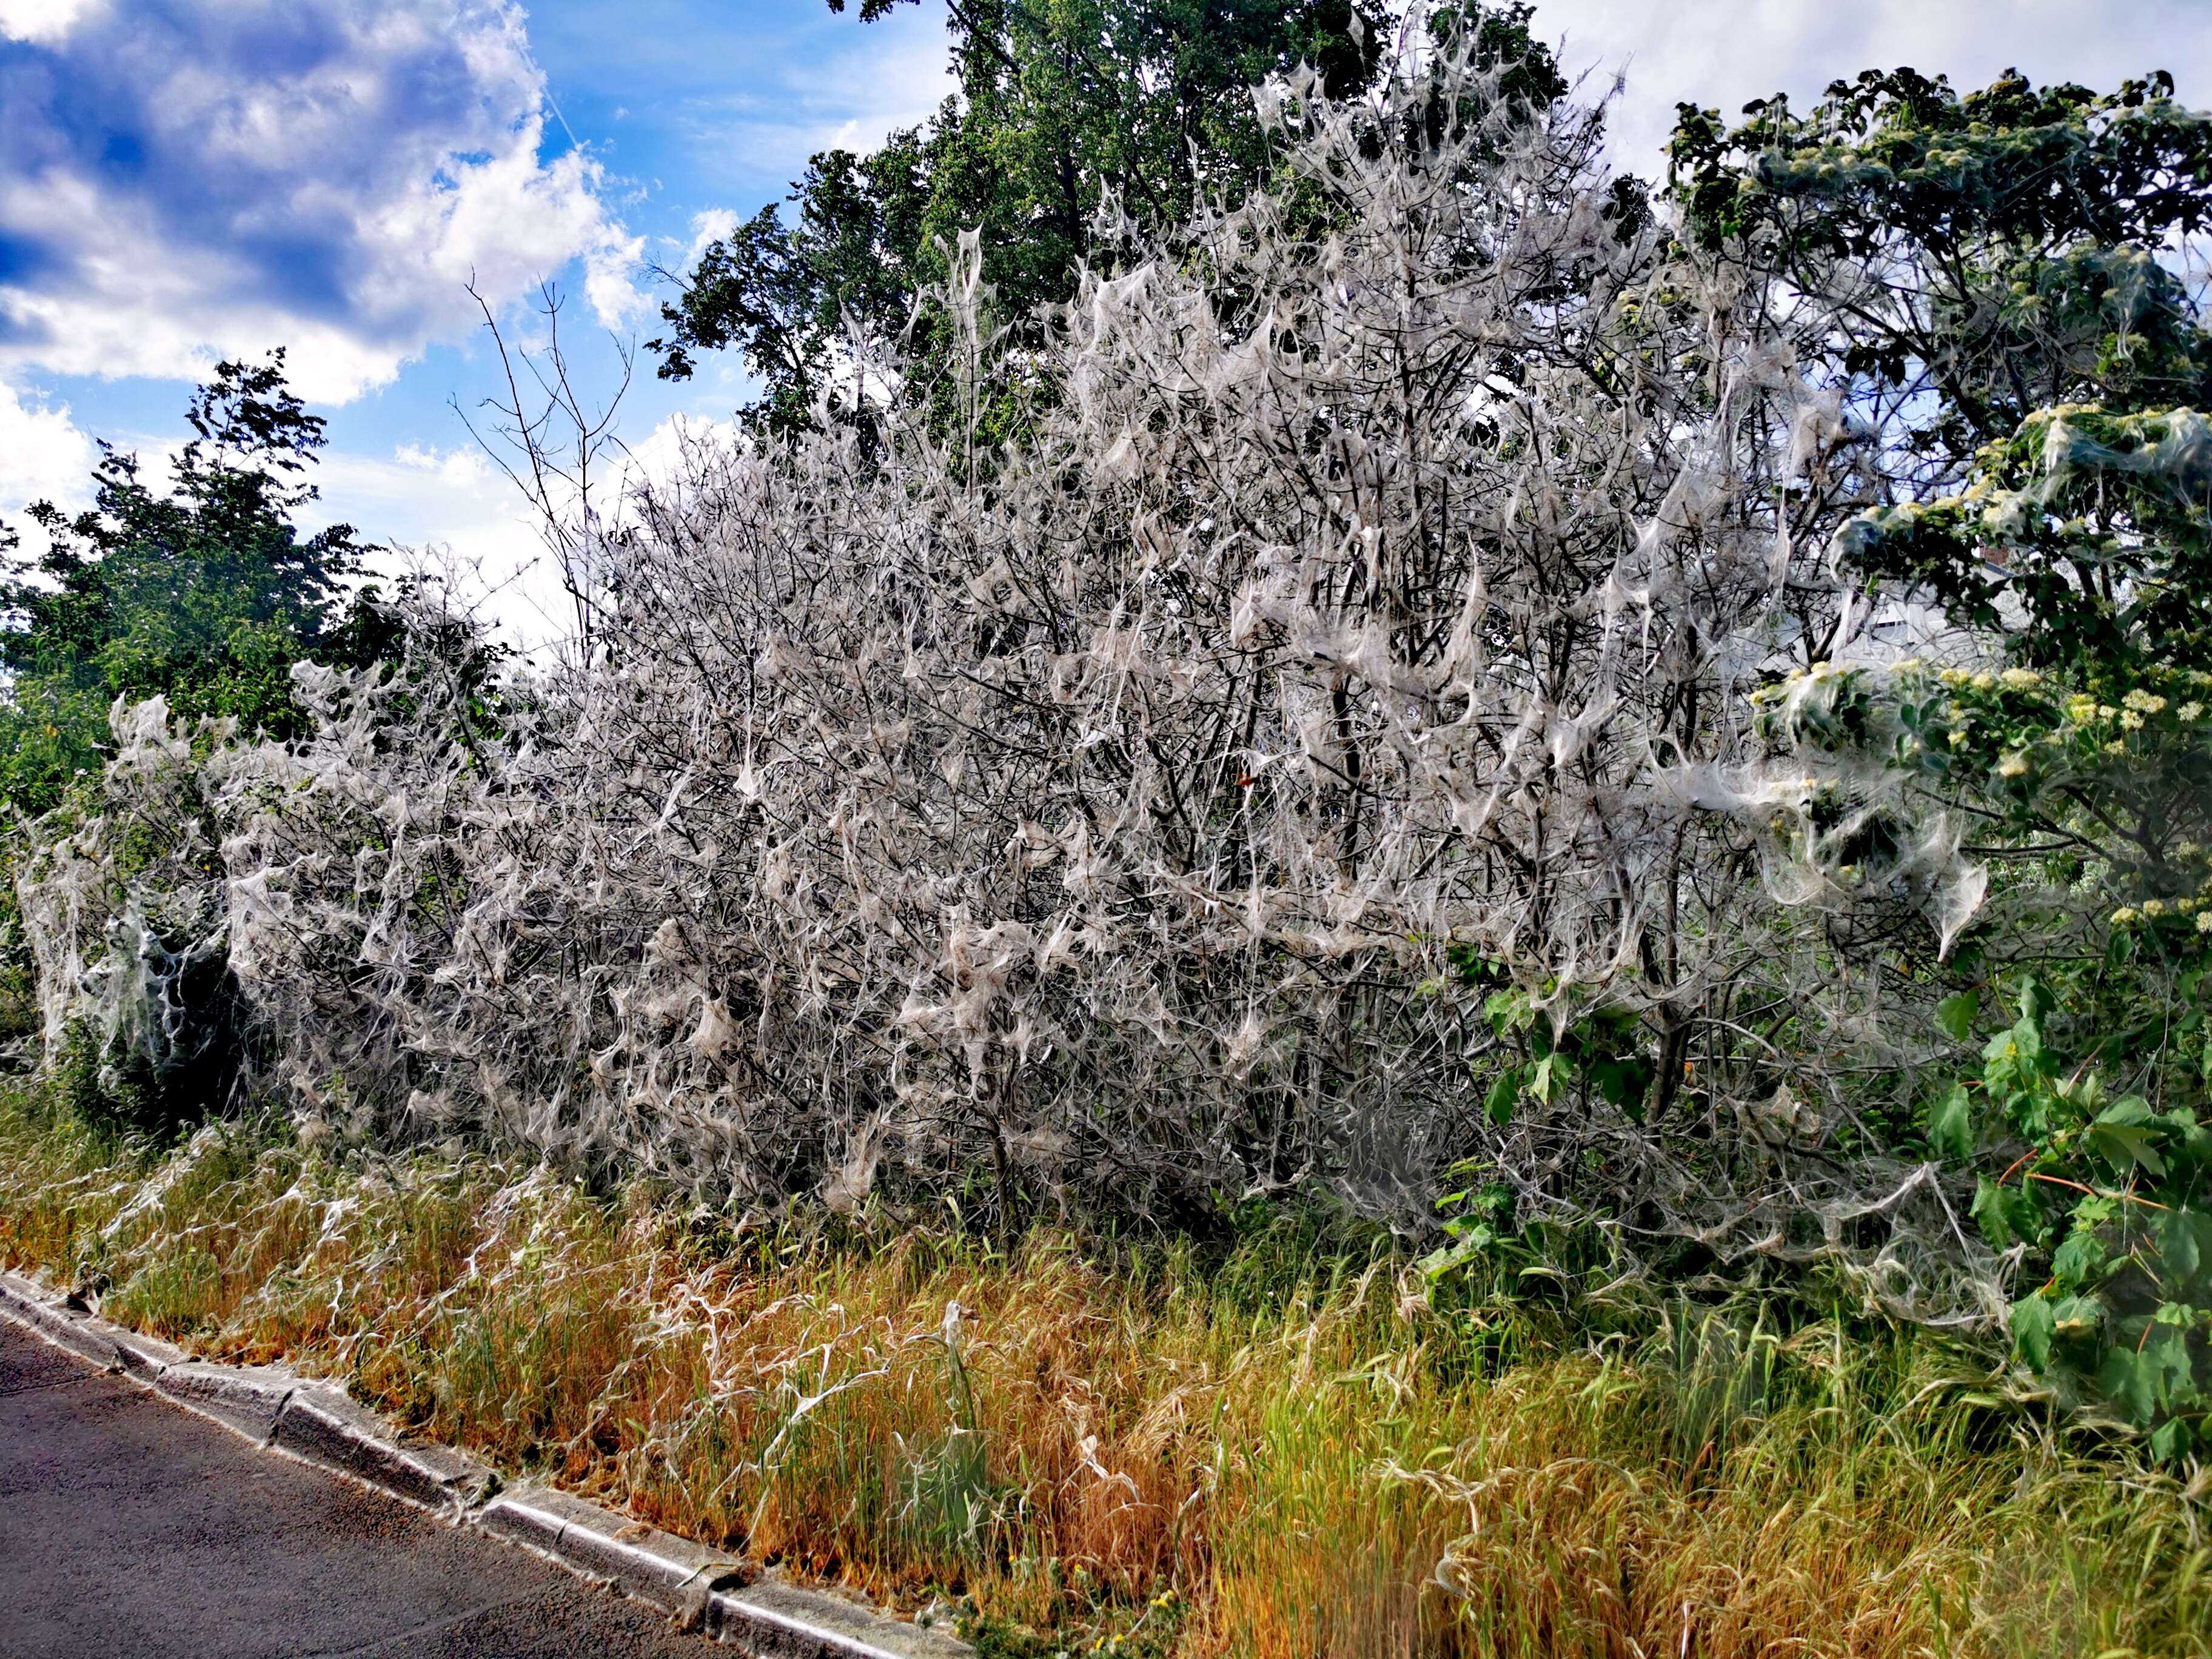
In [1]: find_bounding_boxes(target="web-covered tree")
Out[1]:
[0,354,394,815]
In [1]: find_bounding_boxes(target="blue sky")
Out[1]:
[4,0,2210,642]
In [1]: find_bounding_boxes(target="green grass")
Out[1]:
[1,1084,2206,1657]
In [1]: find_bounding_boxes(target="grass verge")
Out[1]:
[1,1087,2207,1658]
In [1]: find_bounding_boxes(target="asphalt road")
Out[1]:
[0,1319,714,1658]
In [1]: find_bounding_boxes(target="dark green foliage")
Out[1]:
[1676,62,2212,1455]
[0,354,390,815]
[1671,64,2212,677]
[657,4,1583,440]
[654,0,1416,432]
[1838,404,2212,680]
[1927,974,2212,1458]
[1757,655,2212,1453]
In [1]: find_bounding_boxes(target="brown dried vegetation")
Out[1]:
[2,1096,2204,1659]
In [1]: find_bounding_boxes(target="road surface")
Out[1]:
[0,1318,714,1658]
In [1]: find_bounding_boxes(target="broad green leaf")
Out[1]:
[2151,1417,2194,1462]
[2051,1294,2103,1339]
[1972,1176,2041,1250]
[1587,1058,1646,1108]
[1484,1069,1521,1126]
[2085,1117,2167,1179]
[1484,989,1532,1034]
[2099,1344,2159,1424]
[1935,990,1979,1042]
[1527,1053,1568,1104]
[2051,1227,2106,1290]
[1928,1084,1974,1163]
[1415,1242,1467,1281]
[2094,1095,2154,1127]
[2011,1292,2056,1371]
[2156,1208,2210,1281]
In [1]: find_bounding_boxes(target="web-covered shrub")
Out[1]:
[17,35,1972,1285]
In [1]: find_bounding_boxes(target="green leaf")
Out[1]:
[2051,1294,2104,1340]
[1586,1057,1652,1110]
[1415,1242,1467,1281]
[1928,1084,1975,1163]
[2011,1292,2056,1371]
[1484,989,1533,1036]
[2150,1416,2193,1463]
[1972,1176,2040,1250]
[2155,1208,2210,1282]
[2099,1344,2160,1425]
[1935,990,1979,1042]
[1418,1225,1497,1281]
[1527,1053,1569,1104]
[2085,1099,2168,1178]
[1484,1069,1523,1126]
[2051,1227,2106,1290]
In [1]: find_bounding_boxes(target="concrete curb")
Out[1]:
[0,1269,969,1658]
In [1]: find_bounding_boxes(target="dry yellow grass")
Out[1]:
[2,1094,2206,1659]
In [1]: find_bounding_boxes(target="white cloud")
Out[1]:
[308,439,571,648]
[678,208,742,270]
[1528,0,2212,173]
[307,409,742,655]
[0,0,98,44]
[0,379,93,513]
[0,0,644,403]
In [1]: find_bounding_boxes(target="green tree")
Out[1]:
[0,352,392,815]
[1671,66,2212,673]
[651,0,1416,432]
[1694,65,2212,1450]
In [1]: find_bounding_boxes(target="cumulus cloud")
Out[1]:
[0,379,93,511]
[0,0,99,44]
[0,0,643,402]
